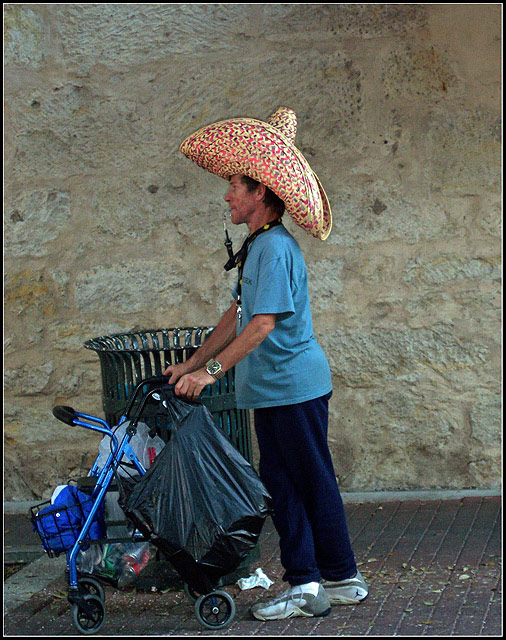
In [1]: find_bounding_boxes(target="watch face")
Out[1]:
[208,361,222,375]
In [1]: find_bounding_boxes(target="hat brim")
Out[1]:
[179,117,332,240]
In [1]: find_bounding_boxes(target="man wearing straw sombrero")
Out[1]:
[165,108,368,620]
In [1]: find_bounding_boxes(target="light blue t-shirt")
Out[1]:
[232,225,332,409]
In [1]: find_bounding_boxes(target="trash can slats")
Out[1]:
[84,328,252,461]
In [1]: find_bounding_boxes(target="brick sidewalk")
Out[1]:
[4,496,501,636]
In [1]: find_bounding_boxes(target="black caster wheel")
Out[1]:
[72,594,106,635]
[195,590,236,630]
[78,576,105,603]
[184,582,201,602]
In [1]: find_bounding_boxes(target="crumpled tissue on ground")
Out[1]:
[236,567,274,590]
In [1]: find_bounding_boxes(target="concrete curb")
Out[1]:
[4,553,67,615]
[4,488,501,514]
[341,488,501,503]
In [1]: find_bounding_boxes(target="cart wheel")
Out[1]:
[184,582,201,602]
[72,594,106,635]
[195,590,236,630]
[78,576,105,603]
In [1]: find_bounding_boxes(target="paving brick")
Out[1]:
[4,497,502,636]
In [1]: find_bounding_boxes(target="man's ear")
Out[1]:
[256,182,267,202]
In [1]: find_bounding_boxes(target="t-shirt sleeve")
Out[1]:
[250,256,295,319]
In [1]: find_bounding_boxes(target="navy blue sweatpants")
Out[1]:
[254,393,357,586]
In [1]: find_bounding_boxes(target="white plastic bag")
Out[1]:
[96,420,165,477]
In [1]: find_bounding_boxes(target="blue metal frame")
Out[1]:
[57,378,171,591]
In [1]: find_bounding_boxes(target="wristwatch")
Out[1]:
[206,359,225,380]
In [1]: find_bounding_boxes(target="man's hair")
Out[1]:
[240,175,285,217]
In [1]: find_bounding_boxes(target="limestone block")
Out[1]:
[469,394,502,448]
[73,260,188,314]
[425,108,501,196]
[5,190,72,257]
[328,386,497,491]
[307,258,345,314]
[427,4,501,102]
[260,4,427,41]
[4,5,49,69]
[321,325,488,389]
[381,42,459,100]
[7,82,161,180]
[47,320,136,354]
[44,5,252,65]
[4,362,55,396]
[325,185,444,247]
[403,255,502,288]
[4,268,57,319]
[4,405,100,500]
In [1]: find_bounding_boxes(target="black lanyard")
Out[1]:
[223,218,283,326]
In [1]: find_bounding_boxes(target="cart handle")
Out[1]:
[121,375,175,419]
[53,376,178,427]
[52,405,77,426]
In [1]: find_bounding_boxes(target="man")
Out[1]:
[165,108,368,620]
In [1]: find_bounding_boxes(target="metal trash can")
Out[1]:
[83,327,252,462]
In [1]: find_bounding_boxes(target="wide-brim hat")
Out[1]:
[179,107,332,240]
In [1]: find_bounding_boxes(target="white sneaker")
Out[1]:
[251,584,331,620]
[321,570,369,605]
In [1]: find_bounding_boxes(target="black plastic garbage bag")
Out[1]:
[118,391,271,593]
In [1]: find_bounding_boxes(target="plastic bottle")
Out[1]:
[122,541,150,564]
[99,543,125,580]
[117,564,137,588]
[77,545,103,574]
[117,543,151,588]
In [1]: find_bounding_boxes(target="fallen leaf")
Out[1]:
[459,574,471,580]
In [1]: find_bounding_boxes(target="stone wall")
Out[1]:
[4,4,502,499]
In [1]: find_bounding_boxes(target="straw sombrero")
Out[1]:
[179,107,332,240]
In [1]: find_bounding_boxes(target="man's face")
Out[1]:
[224,174,259,227]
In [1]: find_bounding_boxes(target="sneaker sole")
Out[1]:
[328,592,369,606]
[252,605,331,621]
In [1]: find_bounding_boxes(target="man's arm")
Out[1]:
[168,312,276,400]
[214,313,275,372]
[164,300,237,381]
